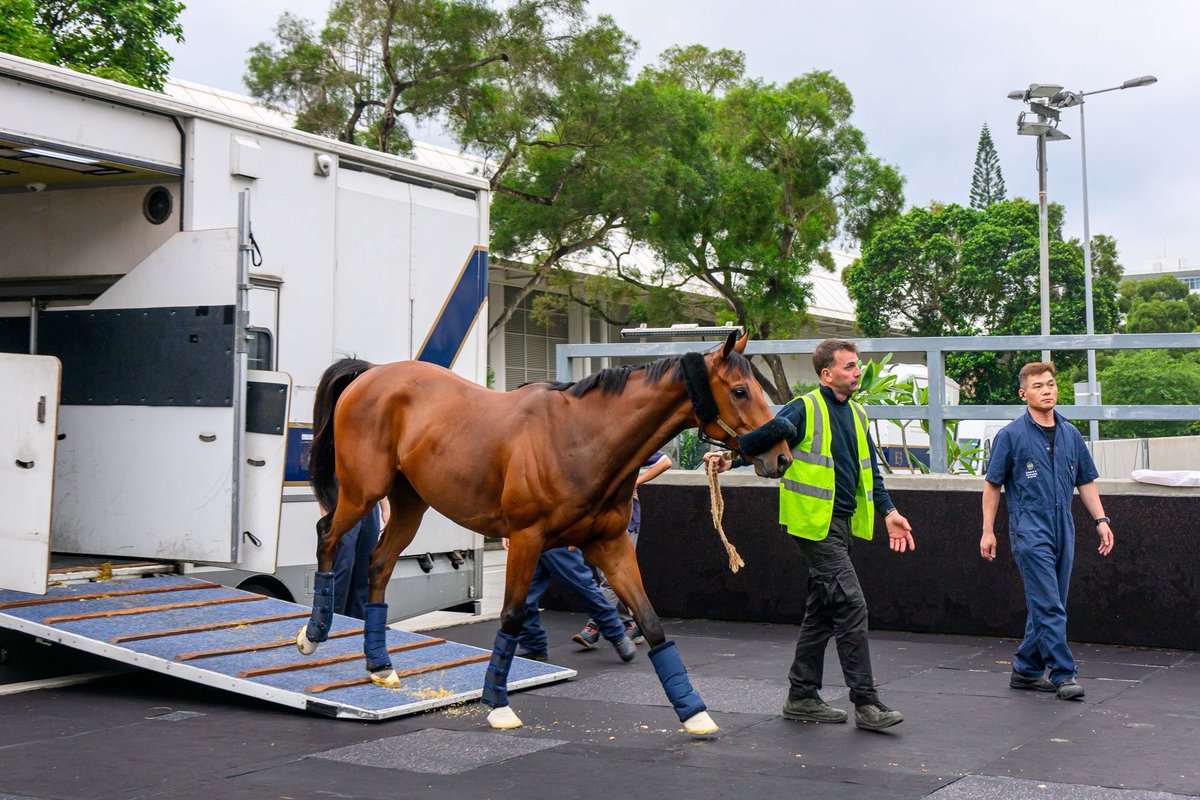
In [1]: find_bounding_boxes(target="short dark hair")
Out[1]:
[813,338,858,374]
[1018,361,1057,389]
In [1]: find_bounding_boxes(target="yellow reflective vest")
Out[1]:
[779,389,875,541]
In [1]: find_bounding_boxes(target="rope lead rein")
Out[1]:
[706,454,744,574]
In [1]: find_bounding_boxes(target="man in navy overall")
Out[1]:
[981,362,1115,700]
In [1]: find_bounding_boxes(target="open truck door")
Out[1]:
[0,354,60,593]
[40,226,246,564]
[238,369,291,574]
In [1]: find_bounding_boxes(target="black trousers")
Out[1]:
[787,516,880,707]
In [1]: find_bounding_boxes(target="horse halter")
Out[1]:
[680,352,796,457]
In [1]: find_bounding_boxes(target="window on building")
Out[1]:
[503,287,567,390]
[1184,276,1200,292]
[246,328,273,371]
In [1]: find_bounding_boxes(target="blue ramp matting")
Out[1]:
[0,574,573,720]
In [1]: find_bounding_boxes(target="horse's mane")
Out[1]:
[538,349,751,399]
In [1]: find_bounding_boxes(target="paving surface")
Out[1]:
[0,610,1196,800]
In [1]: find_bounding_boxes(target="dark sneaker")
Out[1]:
[626,622,645,645]
[855,703,903,731]
[572,622,600,650]
[1010,671,1056,692]
[782,696,848,723]
[516,649,548,662]
[612,634,636,662]
[1056,678,1085,701]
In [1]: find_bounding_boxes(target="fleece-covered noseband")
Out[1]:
[680,352,796,457]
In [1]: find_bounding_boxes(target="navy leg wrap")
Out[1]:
[481,630,519,708]
[305,571,335,643]
[363,602,392,672]
[649,639,707,722]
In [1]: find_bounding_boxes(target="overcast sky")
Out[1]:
[168,0,1200,271]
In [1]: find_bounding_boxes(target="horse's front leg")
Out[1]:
[482,530,542,730]
[583,535,718,736]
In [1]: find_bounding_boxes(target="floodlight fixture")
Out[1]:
[1029,102,1061,120]
[1050,90,1084,108]
[1026,83,1064,99]
[1007,89,1027,101]
[1044,127,1072,142]
[1016,112,1052,136]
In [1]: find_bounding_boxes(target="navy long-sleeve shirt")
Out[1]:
[741,386,895,518]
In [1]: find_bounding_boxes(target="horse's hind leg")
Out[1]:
[357,473,428,688]
[480,529,543,730]
[583,535,718,736]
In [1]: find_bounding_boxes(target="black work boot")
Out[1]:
[1055,678,1085,701]
[782,696,848,723]
[1010,671,1056,692]
[855,702,903,731]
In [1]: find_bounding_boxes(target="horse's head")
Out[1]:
[693,331,793,479]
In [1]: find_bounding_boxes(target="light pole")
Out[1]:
[1009,84,1070,362]
[1048,76,1157,444]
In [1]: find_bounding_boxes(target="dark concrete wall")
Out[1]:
[545,483,1200,651]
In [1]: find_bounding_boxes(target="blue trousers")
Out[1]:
[1011,524,1076,684]
[331,506,381,621]
[520,547,625,653]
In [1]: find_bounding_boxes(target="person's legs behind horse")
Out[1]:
[540,547,634,662]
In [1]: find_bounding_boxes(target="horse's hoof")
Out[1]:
[683,711,718,736]
[370,669,400,688]
[296,626,318,655]
[486,705,523,730]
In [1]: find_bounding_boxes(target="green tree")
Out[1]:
[625,50,904,402]
[1118,274,1200,333]
[0,0,184,90]
[1096,350,1200,438]
[845,199,1122,404]
[969,123,1006,209]
[245,0,551,154]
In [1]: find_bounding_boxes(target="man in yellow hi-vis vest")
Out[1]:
[706,338,916,731]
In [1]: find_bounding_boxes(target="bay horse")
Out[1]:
[296,331,793,735]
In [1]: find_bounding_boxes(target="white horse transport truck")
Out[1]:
[0,53,491,631]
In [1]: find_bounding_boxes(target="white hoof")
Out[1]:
[487,705,523,730]
[683,710,718,736]
[369,669,400,688]
[296,625,318,655]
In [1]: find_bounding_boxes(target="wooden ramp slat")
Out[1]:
[305,653,490,694]
[238,638,447,678]
[110,611,311,644]
[0,582,221,611]
[43,595,264,624]
[174,627,366,662]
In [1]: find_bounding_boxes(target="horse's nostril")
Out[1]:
[778,453,791,473]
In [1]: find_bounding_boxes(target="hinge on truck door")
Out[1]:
[37,395,46,423]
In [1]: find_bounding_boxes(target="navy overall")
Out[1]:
[985,411,1099,684]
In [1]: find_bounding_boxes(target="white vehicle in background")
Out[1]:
[0,52,488,620]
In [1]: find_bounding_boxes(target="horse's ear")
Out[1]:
[720,329,747,360]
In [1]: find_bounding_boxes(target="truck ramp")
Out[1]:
[0,574,573,720]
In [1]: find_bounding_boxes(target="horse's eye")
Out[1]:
[732,387,748,400]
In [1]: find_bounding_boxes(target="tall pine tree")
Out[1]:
[969,123,1006,209]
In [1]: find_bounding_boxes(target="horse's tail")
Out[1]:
[309,358,374,513]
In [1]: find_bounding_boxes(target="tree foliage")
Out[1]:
[1118,274,1200,333]
[968,123,1005,209]
[0,0,184,90]
[845,199,1122,404]
[619,49,904,402]
[1095,350,1200,439]
[246,0,573,153]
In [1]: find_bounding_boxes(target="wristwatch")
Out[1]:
[1094,516,1111,526]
